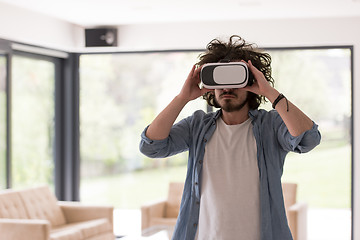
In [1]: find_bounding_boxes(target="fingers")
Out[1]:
[187,64,196,79]
[187,64,202,81]
[194,65,202,78]
[246,60,260,74]
[246,60,266,82]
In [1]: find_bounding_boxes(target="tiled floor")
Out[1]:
[113,208,352,240]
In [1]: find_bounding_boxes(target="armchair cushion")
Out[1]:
[20,186,66,227]
[50,228,82,240]
[0,191,29,219]
[150,217,177,227]
[0,218,50,240]
[58,202,113,225]
[165,183,184,218]
[282,183,307,240]
[51,218,111,239]
[141,182,184,232]
[141,200,166,230]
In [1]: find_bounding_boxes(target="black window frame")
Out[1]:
[0,39,80,201]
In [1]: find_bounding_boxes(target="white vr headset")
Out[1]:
[200,62,254,89]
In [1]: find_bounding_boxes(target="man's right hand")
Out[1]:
[178,65,213,103]
[145,65,211,140]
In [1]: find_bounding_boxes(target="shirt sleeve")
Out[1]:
[276,117,321,154]
[139,116,192,158]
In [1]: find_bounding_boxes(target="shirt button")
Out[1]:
[199,160,203,164]
[204,138,207,142]
[195,182,198,185]
[193,223,198,227]
[196,201,200,205]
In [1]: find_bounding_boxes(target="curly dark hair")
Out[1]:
[197,35,274,110]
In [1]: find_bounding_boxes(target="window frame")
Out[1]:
[0,39,354,238]
[0,39,80,201]
[78,46,354,238]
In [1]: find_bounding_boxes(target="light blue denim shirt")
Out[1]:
[139,109,321,240]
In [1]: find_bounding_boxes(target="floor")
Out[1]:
[114,209,142,238]
[113,208,352,240]
[307,209,351,240]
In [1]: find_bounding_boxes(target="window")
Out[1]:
[79,52,206,208]
[0,55,6,189]
[267,48,352,239]
[11,54,56,188]
[79,48,352,239]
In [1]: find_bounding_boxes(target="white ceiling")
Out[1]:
[1,0,360,27]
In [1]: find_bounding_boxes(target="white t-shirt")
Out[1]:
[196,117,260,240]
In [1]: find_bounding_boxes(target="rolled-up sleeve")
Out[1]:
[277,121,321,153]
[139,117,192,158]
[139,125,171,158]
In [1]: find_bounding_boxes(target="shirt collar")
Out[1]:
[213,109,258,121]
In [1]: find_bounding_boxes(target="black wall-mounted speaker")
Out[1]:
[85,28,118,47]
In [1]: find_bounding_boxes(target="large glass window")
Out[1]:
[11,55,55,189]
[79,48,352,239]
[267,48,352,239]
[0,55,6,189]
[80,52,205,209]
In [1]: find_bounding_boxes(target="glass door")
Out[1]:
[11,54,56,189]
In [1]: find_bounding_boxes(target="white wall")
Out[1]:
[0,3,359,238]
[0,2,82,51]
[113,18,359,49]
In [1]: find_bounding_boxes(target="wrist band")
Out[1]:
[272,93,289,111]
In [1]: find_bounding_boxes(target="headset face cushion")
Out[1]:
[201,62,252,89]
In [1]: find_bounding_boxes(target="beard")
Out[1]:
[214,91,248,112]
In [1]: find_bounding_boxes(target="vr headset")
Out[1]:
[200,62,254,89]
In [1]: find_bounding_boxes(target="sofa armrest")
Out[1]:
[141,199,166,230]
[0,218,50,240]
[58,201,113,227]
[287,202,308,240]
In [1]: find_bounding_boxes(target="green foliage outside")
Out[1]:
[81,144,351,209]
[269,49,351,127]
[79,52,204,177]
[10,56,55,188]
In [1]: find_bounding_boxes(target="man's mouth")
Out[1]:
[220,92,237,98]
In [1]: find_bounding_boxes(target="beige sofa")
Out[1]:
[0,186,114,240]
[141,182,307,240]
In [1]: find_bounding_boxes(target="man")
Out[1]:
[139,35,321,240]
